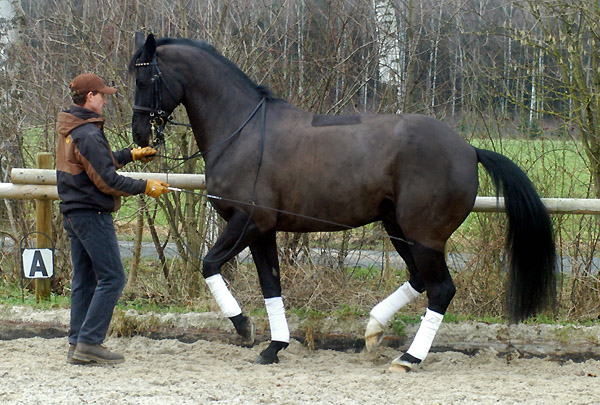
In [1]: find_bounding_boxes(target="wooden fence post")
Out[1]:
[35,152,53,302]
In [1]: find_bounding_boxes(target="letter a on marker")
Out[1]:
[29,250,49,278]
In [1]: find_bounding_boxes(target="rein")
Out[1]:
[161,97,267,264]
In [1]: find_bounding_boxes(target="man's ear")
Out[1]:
[83,91,93,105]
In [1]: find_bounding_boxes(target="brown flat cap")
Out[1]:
[70,73,117,96]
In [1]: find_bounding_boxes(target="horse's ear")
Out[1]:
[134,32,145,50]
[144,33,156,55]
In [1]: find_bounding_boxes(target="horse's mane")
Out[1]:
[129,37,279,101]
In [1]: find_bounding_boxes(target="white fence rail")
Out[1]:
[1,168,205,200]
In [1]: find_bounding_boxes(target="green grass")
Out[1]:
[345,265,382,280]
[450,137,597,254]
[442,312,504,324]
[0,281,204,315]
[0,279,70,309]
[331,304,368,319]
[117,296,200,314]
[469,138,591,198]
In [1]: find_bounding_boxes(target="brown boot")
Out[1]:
[72,342,125,364]
[66,343,86,365]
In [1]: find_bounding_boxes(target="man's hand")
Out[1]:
[132,146,158,163]
[145,180,170,198]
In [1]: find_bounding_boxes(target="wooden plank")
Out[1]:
[0,184,59,200]
[10,168,206,190]
[474,197,600,214]
[10,168,57,184]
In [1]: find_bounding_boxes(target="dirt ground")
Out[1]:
[1,305,599,404]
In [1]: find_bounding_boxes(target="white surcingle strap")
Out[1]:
[406,308,444,361]
[370,281,421,325]
[205,274,242,318]
[265,297,290,343]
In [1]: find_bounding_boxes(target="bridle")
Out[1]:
[133,54,188,146]
[132,52,267,164]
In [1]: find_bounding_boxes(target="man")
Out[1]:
[56,73,169,365]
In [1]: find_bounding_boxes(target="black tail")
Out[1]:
[475,148,557,322]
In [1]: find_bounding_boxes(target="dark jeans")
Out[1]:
[63,210,125,345]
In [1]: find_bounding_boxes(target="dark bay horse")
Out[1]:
[130,33,556,371]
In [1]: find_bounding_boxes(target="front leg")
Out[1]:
[202,211,263,347]
[249,231,290,364]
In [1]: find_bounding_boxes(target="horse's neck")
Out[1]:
[185,94,265,161]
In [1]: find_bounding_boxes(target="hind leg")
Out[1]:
[365,220,425,352]
[390,241,456,372]
[249,230,290,364]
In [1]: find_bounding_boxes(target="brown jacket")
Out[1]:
[56,106,146,213]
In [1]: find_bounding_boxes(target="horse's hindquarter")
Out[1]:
[390,115,479,246]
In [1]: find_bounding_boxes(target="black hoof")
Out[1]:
[229,314,255,347]
[238,320,255,347]
[400,352,422,364]
[254,354,279,365]
[390,352,422,372]
[254,340,288,365]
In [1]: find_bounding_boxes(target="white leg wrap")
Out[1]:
[406,308,444,361]
[205,274,242,318]
[265,297,290,343]
[370,281,421,325]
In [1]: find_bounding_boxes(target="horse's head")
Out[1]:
[129,33,182,147]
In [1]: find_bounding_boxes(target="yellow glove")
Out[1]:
[132,146,158,163]
[145,180,170,198]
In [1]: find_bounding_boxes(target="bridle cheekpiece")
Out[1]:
[133,54,173,146]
